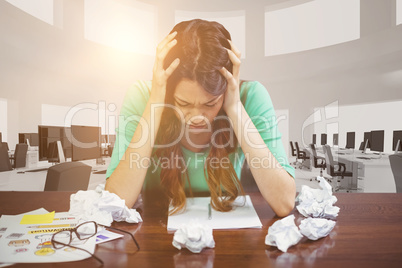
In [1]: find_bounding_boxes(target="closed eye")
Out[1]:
[205,103,218,107]
[176,102,189,107]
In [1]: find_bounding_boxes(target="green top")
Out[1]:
[106,80,295,192]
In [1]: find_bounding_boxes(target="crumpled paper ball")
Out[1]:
[172,220,215,253]
[265,215,303,252]
[296,177,340,219]
[69,184,142,226]
[299,218,336,240]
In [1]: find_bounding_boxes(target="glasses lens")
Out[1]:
[52,231,71,248]
[76,222,96,240]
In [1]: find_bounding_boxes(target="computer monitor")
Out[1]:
[321,134,327,145]
[38,126,71,161]
[346,132,355,149]
[71,125,101,162]
[18,133,39,146]
[333,133,339,146]
[393,130,402,153]
[312,134,316,145]
[370,130,384,153]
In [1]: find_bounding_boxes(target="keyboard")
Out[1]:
[356,156,372,160]
[25,168,49,172]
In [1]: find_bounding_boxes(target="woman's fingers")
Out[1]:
[219,67,236,85]
[165,58,180,77]
[154,32,178,72]
[152,31,180,82]
[226,48,241,80]
[228,39,241,59]
[156,31,177,54]
[226,40,241,81]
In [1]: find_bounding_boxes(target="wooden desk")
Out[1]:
[1,191,402,268]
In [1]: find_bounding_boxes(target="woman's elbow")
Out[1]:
[274,198,295,217]
[275,182,296,217]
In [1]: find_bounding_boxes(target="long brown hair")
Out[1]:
[155,19,244,214]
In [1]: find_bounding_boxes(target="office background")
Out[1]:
[0,0,402,187]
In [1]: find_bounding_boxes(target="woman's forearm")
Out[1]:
[227,102,296,217]
[105,98,163,208]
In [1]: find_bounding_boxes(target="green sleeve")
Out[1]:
[106,81,152,179]
[241,81,295,178]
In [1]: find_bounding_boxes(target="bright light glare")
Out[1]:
[84,0,157,55]
[397,0,402,25]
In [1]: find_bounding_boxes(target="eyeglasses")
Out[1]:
[51,221,140,266]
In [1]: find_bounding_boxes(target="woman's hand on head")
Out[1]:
[150,31,180,103]
[220,40,242,115]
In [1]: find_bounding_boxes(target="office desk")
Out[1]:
[333,150,394,192]
[0,159,110,191]
[1,191,402,268]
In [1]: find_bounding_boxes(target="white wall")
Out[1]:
[41,103,118,134]
[313,100,402,154]
[0,99,7,142]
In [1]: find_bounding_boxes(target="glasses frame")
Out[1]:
[52,221,98,249]
[51,221,140,266]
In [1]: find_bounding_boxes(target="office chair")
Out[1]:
[1,142,9,152]
[358,141,365,151]
[322,145,353,192]
[44,162,92,191]
[294,142,310,169]
[10,143,28,168]
[0,143,12,172]
[389,153,402,193]
[107,145,114,157]
[310,143,326,180]
[289,141,298,167]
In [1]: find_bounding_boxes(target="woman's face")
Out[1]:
[173,79,224,135]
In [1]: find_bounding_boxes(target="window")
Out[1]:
[265,0,360,56]
[6,0,54,25]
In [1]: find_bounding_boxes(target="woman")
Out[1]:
[105,19,296,217]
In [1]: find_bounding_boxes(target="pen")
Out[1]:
[208,203,212,220]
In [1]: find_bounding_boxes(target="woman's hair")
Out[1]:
[155,19,244,215]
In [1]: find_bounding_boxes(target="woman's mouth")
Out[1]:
[188,124,207,129]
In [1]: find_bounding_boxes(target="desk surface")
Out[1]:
[1,191,402,268]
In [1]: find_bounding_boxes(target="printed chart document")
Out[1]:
[167,195,262,230]
[0,209,95,263]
